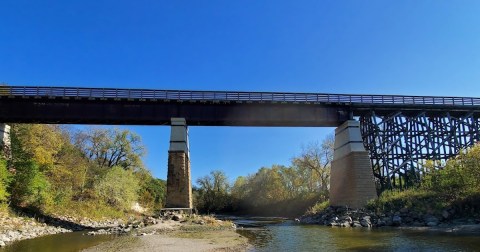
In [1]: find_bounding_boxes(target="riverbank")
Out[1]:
[299,205,480,229]
[0,211,71,247]
[0,208,248,251]
[83,215,248,252]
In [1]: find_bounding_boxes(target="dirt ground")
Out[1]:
[83,220,249,252]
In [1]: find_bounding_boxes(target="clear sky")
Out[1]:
[1,1,480,183]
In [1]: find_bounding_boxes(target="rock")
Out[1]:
[392,215,402,226]
[360,217,371,227]
[0,241,5,247]
[404,217,413,224]
[442,210,449,219]
[328,222,338,227]
[341,221,351,227]
[427,221,438,227]
[424,215,439,224]
[352,221,362,227]
[341,216,353,223]
[376,219,386,227]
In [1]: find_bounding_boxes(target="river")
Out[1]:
[1,217,480,251]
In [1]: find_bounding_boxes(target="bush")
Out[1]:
[306,200,329,215]
[95,166,140,210]
[0,158,11,203]
[11,160,52,209]
[368,144,480,216]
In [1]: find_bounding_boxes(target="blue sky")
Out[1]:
[1,1,480,183]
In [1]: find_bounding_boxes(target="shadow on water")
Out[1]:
[3,216,480,251]
[0,232,116,252]
[228,216,480,252]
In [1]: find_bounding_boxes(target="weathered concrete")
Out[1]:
[329,120,377,208]
[0,124,10,158]
[165,118,192,209]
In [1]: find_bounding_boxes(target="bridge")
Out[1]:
[1,86,479,208]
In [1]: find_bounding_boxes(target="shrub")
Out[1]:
[95,166,140,210]
[306,200,329,215]
[11,160,52,209]
[0,158,11,203]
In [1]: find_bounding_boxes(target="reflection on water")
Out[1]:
[232,217,480,252]
[0,232,115,252]
[2,217,480,251]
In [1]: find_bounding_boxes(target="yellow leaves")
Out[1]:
[15,124,65,168]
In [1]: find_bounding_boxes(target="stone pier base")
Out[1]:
[0,124,11,159]
[165,118,192,209]
[329,120,377,208]
[166,151,192,208]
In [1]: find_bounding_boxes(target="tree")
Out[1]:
[95,166,140,209]
[196,170,230,212]
[74,127,145,171]
[11,124,65,169]
[10,160,52,208]
[292,134,334,193]
[0,158,10,203]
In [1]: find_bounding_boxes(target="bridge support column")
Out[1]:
[165,118,192,209]
[329,120,377,208]
[0,124,11,159]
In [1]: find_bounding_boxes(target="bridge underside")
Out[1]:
[0,98,348,127]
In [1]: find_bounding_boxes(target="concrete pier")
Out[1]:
[165,118,192,209]
[329,120,377,208]
[0,124,10,158]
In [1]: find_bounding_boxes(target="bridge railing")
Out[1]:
[1,86,480,106]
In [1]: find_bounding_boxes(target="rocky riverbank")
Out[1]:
[299,206,480,228]
[83,213,247,252]
[0,209,242,250]
[0,212,71,247]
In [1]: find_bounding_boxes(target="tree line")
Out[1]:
[194,135,334,217]
[0,124,166,218]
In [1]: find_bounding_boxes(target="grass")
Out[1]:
[44,200,127,220]
[305,200,329,215]
[367,187,480,218]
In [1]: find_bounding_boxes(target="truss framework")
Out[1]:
[360,111,480,191]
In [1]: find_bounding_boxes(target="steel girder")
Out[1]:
[359,111,480,191]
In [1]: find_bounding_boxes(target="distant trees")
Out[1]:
[292,134,334,193]
[196,170,231,213]
[195,134,335,216]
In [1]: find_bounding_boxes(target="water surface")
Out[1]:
[2,217,480,251]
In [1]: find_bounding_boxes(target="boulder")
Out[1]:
[392,215,402,226]
[352,221,362,227]
[360,216,372,227]
[442,210,450,219]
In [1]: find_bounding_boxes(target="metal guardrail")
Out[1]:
[1,86,480,106]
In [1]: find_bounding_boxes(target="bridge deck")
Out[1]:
[0,86,479,126]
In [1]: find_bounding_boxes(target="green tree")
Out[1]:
[11,124,66,170]
[0,158,11,203]
[95,166,140,209]
[196,170,230,213]
[74,127,145,171]
[10,160,52,208]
